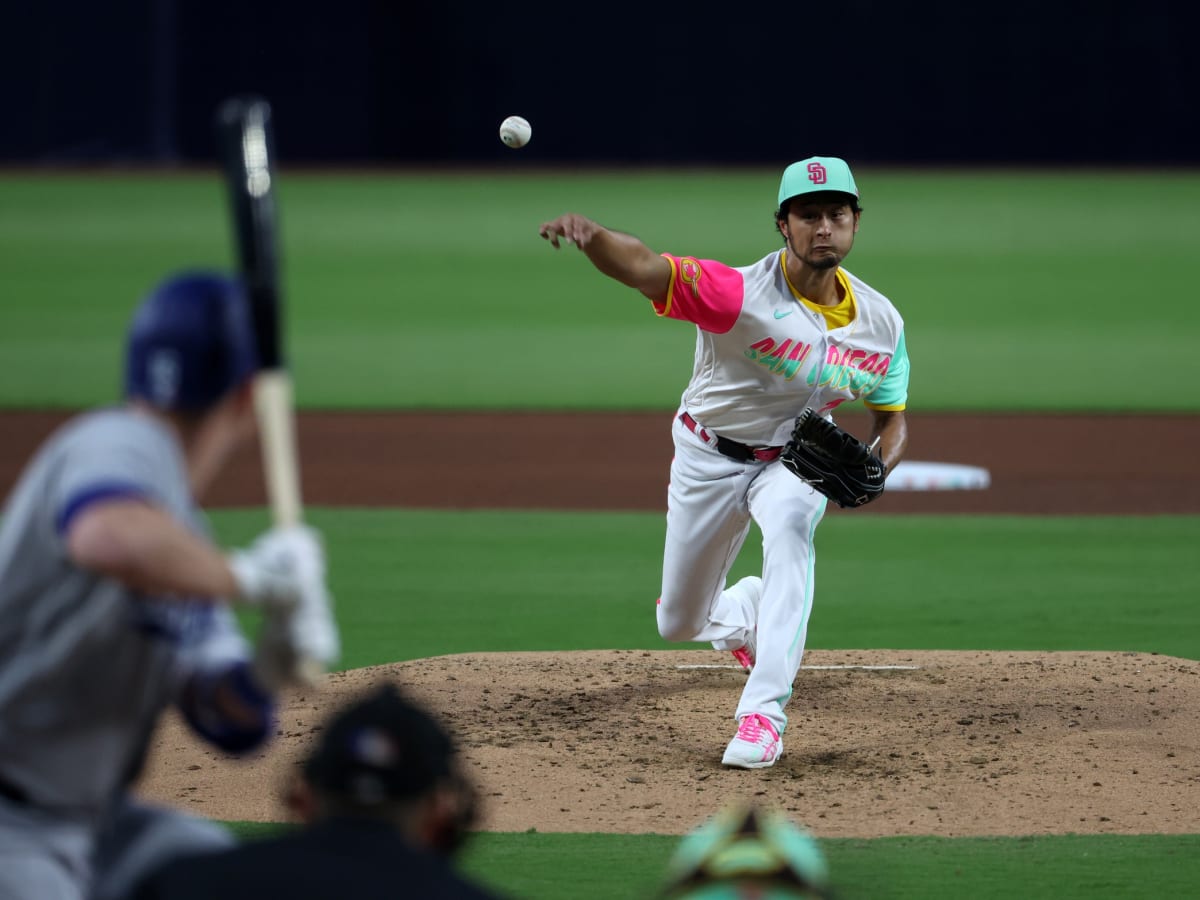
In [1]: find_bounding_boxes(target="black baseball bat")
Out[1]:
[215,96,303,527]
[215,96,283,370]
[215,96,321,682]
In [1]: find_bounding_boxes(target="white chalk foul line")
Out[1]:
[675,663,922,671]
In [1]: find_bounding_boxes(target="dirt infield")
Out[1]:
[3,409,1199,514]
[3,409,1199,837]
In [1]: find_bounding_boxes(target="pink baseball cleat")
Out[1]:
[721,714,782,769]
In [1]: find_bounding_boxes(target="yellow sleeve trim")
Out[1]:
[654,254,678,318]
[863,401,907,412]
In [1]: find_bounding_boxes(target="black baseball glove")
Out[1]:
[781,408,887,508]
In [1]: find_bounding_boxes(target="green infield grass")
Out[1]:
[2,169,1198,411]
[460,831,1200,900]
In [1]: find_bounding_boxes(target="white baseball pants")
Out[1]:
[656,412,827,736]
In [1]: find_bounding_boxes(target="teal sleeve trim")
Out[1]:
[865,329,909,408]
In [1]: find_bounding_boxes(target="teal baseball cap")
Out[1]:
[777,156,859,207]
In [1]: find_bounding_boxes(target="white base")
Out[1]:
[886,460,991,491]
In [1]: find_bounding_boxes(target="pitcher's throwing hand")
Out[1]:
[538,213,606,249]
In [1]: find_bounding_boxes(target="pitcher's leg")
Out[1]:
[656,417,754,645]
[736,468,828,735]
[709,575,762,657]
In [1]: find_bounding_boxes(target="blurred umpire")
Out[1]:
[0,272,339,900]
[132,682,503,900]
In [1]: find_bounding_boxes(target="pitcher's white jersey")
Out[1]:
[0,409,249,819]
[650,248,910,743]
[654,249,908,443]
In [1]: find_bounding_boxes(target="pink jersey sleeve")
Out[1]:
[652,255,744,334]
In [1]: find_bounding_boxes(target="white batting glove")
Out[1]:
[233,526,339,690]
[251,612,297,693]
[288,576,340,679]
[227,525,325,612]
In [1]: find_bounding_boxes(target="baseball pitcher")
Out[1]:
[539,157,910,769]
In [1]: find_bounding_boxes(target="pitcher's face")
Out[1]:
[780,196,860,270]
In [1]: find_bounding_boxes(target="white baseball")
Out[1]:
[499,115,532,149]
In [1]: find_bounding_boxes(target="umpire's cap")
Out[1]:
[303,683,457,806]
[778,156,859,208]
[124,271,259,412]
[660,804,832,899]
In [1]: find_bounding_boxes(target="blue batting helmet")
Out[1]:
[124,271,259,412]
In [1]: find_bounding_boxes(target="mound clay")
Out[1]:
[137,649,1200,837]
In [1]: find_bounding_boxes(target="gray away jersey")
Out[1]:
[0,408,249,819]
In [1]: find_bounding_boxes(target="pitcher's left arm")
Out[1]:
[868,408,908,474]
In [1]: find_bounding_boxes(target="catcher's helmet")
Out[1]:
[124,271,259,412]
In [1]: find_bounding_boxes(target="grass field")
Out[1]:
[224,824,1200,900]
[4,168,1198,898]
[1,169,1199,410]
[470,831,1200,900]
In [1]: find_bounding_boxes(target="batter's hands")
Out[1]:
[252,613,296,692]
[231,525,340,690]
[228,524,325,612]
[539,213,603,250]
[252,580,340,691]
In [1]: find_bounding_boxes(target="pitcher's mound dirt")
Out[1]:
[136,649,1200,837]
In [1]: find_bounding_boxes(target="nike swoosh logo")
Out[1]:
[773,309,794,319]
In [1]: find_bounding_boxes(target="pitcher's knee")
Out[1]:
[657,608,702,643]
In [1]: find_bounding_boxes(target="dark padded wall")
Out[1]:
[3,1,1191,164]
